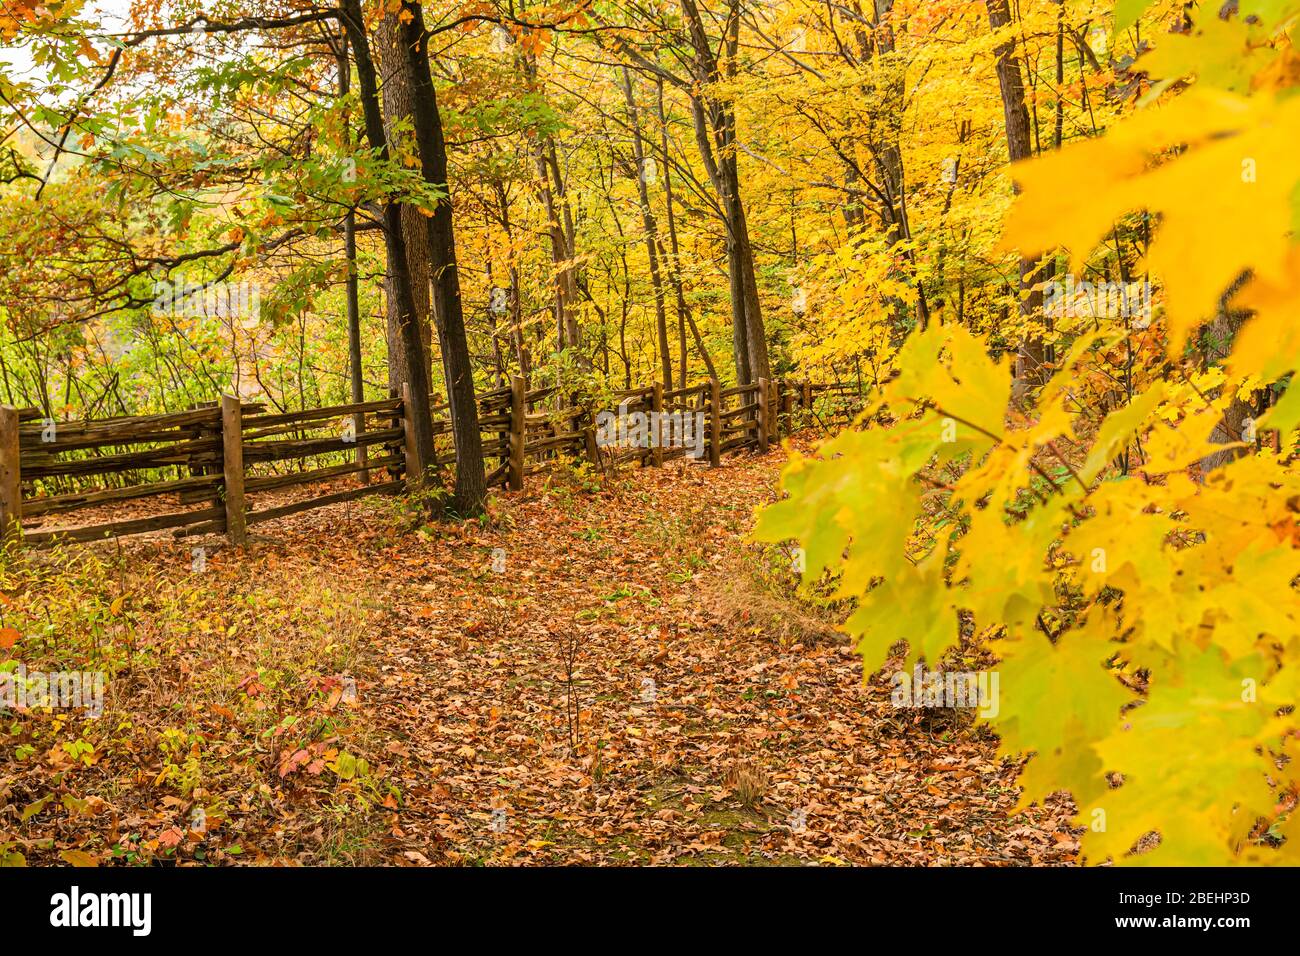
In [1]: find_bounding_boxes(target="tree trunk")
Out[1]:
[621,69,672,388]
[375,14,434,393]
[986,0,1048,389]
[399,2,487,513]
[656,81,716,384]
[1200,274,1256,473]
[491,177,531,386]
[680,0,770,385]
[339,0,436,471]
[863,0,930,331]
[546,140,583,356]
[518,52,582,359]
[337,32,368,482]
[536,143,579,354]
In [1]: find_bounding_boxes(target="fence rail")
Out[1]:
[0,374,859,547]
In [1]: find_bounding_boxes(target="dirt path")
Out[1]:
[339,448,1077,865]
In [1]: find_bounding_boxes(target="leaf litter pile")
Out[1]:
[0,445,1078,866]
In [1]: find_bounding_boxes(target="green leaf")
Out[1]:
[20,794,53,822]
[1114,0,1155,33]
[1259,378,1300,434]
[1239,0,1300,29]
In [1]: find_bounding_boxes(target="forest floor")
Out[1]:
[1,437,1079,866]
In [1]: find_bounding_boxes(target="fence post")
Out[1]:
[220,394,247,546]
[769,377,780,437]
[772,379,782,442]
[802,380,813,412]
[0,406,21,545]
[583,404,600,465]
[756,377,770,453]
[650,382,664,467]
[508,375,525,491]
[354,409,369,486]
[708,379,722,468]
[770,379,780,439]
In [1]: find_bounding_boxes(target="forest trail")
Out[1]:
[330,446,1077,866]
[4,442,1077,867]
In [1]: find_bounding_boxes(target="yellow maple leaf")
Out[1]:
[1000,89,1300,352]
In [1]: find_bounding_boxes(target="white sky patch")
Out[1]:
[0,0,133,80]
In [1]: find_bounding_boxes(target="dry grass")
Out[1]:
[723,759,770,809]
[700,543,848,649]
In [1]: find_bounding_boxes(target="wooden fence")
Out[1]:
[0,375,856,547]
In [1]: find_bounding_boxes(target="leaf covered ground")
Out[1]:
[1,443,1078,866]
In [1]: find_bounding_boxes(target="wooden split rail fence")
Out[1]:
[0,376,854,547]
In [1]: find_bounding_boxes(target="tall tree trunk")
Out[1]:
[536,142,579,353]
[621,68,672,388]
[839,0,929,331]
[1201,274,1256,472]
[546,140,583,356]
[337,32,368,481]
[518,53,582,358]
[734,197,770,381]
[339,0,436,470]
[399,2,487,513]
[656,81,716,385]
[375,14,434,393]
[680,0,770,385]
[986,0,1048,389]
[490,177,531,386]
